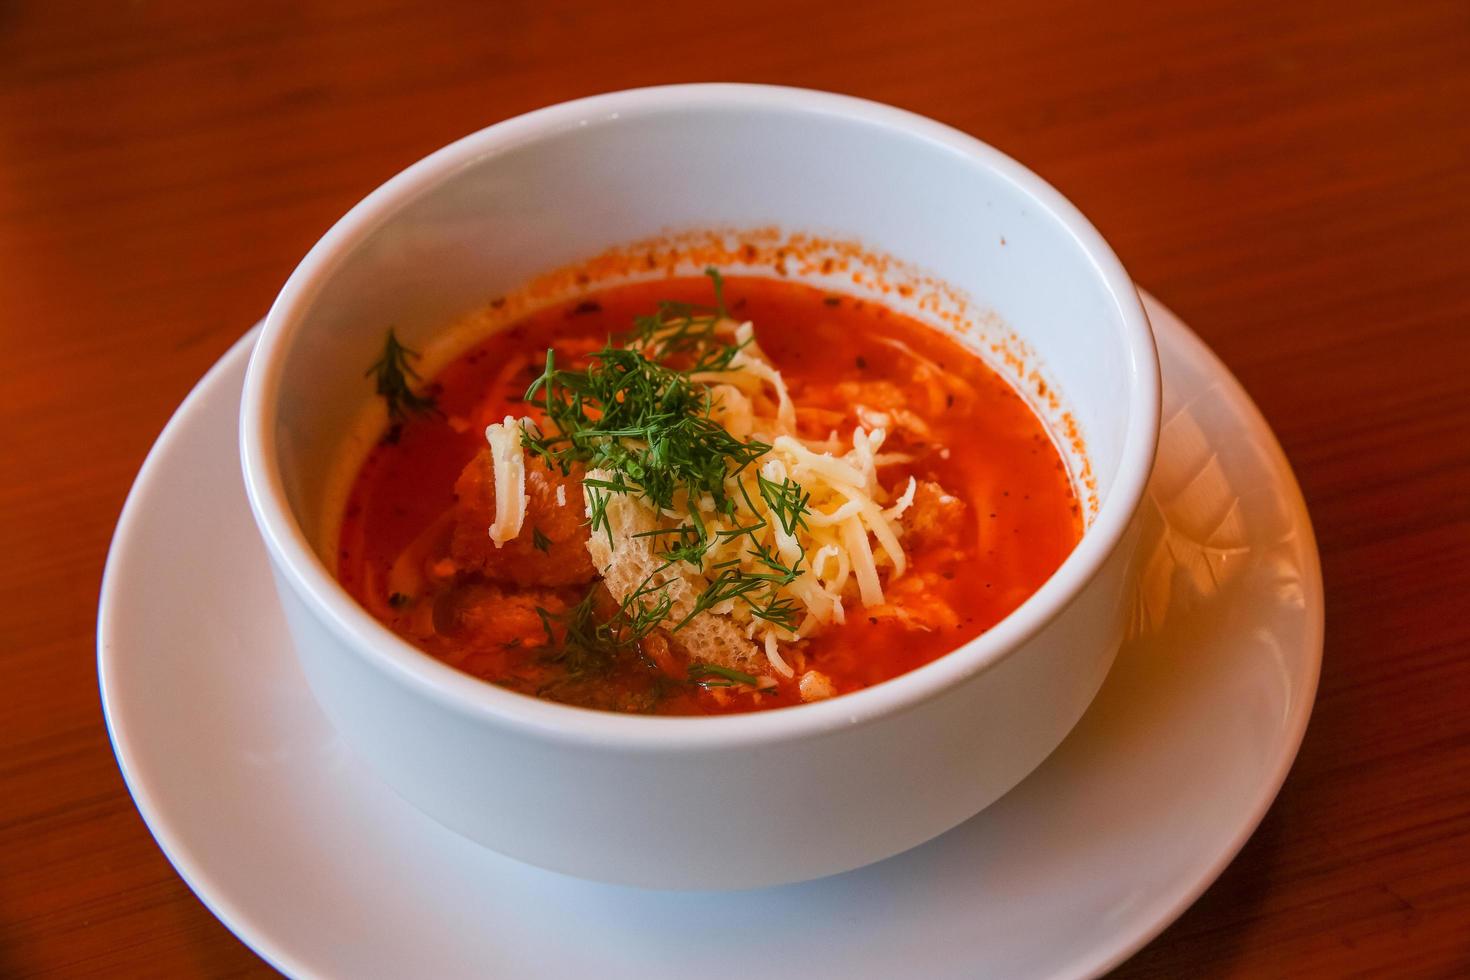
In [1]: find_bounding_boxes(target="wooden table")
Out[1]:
[3,1,1466,975]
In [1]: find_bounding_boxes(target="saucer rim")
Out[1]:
[97,291,1323,979]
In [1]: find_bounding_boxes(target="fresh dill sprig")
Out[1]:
[535,590,623,675]
[757,474,812,536]
[628,268,743,368]
[673,539,805,634]
[366,329,437,421]
[524,347,769,517]
[523,269,773,537]
[525,269,812,654]
[535,583,672,675]
[688,662,761,688]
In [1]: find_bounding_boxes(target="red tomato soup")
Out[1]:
[338,276,1082,715]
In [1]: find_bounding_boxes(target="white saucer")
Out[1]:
[99,292,1322,980]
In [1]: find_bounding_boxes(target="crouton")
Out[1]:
[583,468,764,675]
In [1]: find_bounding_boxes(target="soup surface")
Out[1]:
[338,275,1081,715]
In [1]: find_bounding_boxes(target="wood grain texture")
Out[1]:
[2,0,1466,976]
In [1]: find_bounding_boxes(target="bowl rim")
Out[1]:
[239,82,1161,751]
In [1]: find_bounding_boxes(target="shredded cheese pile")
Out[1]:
[689,324,917,650]
[484,320,918,680]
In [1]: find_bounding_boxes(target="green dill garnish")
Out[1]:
[671,539,804,634]
[532,588,680,712]
[757,474,811,536]
[688,663,761,688]
[522,296,767,519]
[531,527,552,553]
[536,592,617,678]
[525,269,813,658]
[535,585,668,670]
[387,592,409,608]
[366,329,437,421]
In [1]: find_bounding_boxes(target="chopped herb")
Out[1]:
[535,592,619,678]
[532,527,552,553]
[521,269,811,643]
[533,588,683,711]
[689,663,761,687]
[366,329,437,421]
[522,310,767,518]
[535,581,669,673]
[387,592,409,608]
[757,473,811,536]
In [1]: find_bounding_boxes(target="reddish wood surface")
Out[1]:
[2,1,1466,976]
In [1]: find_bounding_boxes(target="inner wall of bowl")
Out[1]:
[274,104,1134,556]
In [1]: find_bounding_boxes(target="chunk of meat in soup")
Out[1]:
[432,582,568,650]
[448,451,597,587]
[901,480,968,549]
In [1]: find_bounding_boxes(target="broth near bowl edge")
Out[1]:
[337,274,1081,715]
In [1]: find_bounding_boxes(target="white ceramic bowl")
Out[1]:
[240,84,1160,890]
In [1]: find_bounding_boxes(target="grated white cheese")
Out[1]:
[484,416,527,547]
[764,632,795,678]
[585,317,930,674]
[883,476,918,521]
